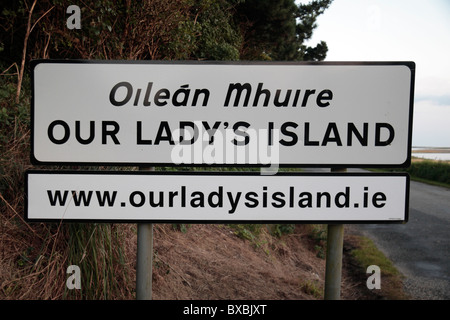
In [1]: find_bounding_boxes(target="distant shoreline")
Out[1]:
[412,148,450,154]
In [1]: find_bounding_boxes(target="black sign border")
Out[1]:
[30,60,415,169]
[25,170,409,224]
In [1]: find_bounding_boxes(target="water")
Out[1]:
[413,153,450,161]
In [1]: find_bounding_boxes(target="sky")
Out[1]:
[300,0,450,147]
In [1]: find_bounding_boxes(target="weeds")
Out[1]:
[172,224,190,233]
[229,224,296,242]
[0,70,136,299]
[300,279,323,299]
[270,224,296,238]
[64,223,135,299]
[229,224,262,242]
[306,225,327,258]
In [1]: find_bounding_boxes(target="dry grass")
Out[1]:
[0,202,67,299]
[0,77,138,299]
[0,201,137,299]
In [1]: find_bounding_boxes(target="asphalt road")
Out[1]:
[302,167,449,299]
[349,178,450,300]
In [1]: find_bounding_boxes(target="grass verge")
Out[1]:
[344,234,410,300]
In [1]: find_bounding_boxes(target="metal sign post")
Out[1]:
[136,166,154,300]
[136,223,153,300]
[324,223,345,299]
[324,167,347,300]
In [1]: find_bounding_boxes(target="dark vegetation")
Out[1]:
[372,159,450,188]
[403,159,450,187]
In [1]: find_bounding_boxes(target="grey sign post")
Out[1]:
[324,167,347,300]
[324,223,345,299]
[136,222,153,299]
[136,166,154,300]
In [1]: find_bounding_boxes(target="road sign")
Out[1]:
[31,60,415,167]
[25,170,409,223]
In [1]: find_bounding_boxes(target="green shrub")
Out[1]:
[407,160,450,185]
[64,223,135,299]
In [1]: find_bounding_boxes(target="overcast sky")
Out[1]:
[301,0,450,147]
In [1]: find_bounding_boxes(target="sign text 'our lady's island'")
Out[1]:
[31,61,415,167]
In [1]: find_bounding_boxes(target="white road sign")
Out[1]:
[25,171,409,223]
[31,60,415,167]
